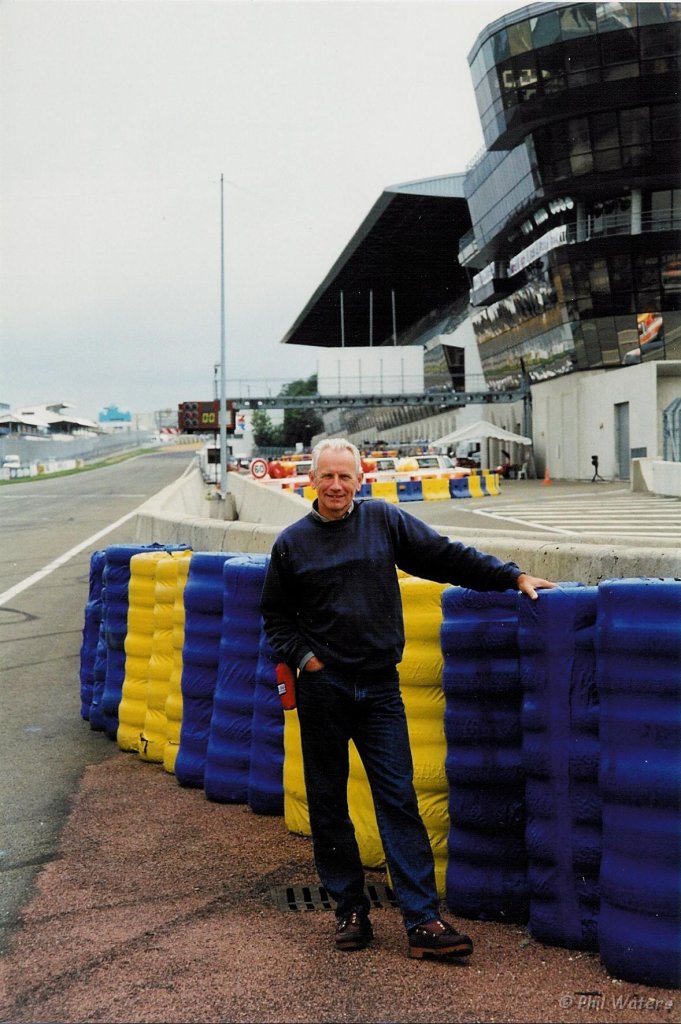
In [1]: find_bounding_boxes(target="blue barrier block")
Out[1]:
[205,554,270,804]
[397,479,423,502]
[519,584,600,951]
[596,577,681,989]
[176,552,238,788]
[449,477,471,499]
[442,587,529,924]
[358,482,373,497]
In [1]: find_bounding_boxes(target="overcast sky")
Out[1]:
[1,0,524,422]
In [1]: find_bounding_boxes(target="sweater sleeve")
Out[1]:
[389,503,523,591]
[260,541,311,668]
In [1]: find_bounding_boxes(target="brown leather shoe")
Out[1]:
[335,911,373,951]
[408,918,473,960]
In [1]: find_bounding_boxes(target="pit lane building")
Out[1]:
[282,1,681,482]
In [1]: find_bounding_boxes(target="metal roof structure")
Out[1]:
[281,175,473,350]
[7,403,100,434]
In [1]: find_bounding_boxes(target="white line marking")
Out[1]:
[471,509,579,534]
[0,509,138,608]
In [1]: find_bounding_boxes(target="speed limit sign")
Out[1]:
[250,458,269,479]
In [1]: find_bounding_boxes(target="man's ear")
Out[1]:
[309,471,317,491]
[355,472,364,492]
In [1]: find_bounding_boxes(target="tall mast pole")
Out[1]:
[219,173,228,495]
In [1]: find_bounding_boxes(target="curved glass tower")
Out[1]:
[461,1,680,389]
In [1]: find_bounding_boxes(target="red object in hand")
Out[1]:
[275,663,296,710]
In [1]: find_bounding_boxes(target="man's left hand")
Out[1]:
[516,573,557,600]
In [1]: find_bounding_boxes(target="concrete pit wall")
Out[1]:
[134,464,680,584]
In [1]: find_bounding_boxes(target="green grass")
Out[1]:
[0,447,165,485]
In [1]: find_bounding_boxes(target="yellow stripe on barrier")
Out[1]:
[164,552,192,774]
[467,473,485,498]
[483,471,501,496]
[421,476,452,501]
[302,485,317,501]
[370,480,399,503]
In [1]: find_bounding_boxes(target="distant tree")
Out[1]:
[281,375,324,448]
[251,409,283,448]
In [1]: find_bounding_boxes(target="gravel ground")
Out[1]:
[0,754,677,1024]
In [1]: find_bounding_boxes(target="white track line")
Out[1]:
[0,509,138,608]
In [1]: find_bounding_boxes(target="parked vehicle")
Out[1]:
[395,453,472,478]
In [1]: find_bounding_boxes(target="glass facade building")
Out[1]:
[462,1,680,390]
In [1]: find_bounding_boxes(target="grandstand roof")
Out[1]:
[281,175,472,350]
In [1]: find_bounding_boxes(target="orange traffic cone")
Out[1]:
[543,466,552,486]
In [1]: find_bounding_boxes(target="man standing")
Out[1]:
[261,438,555,960]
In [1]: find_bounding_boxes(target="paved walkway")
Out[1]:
[1,754,678,1024]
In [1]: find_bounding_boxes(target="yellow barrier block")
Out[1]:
[141,550,193,764]
[302,485,316,502]
[348,742,384,869]
[483,471,501,496]
[283,709,311,837]
[398,577,448,896]
[118,551,169,753]
[164,553,192,774]
[343,575,449,895]
[371,480,399,503]
[467,473,485,498]
[421,476,451,501]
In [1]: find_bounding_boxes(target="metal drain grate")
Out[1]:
[271,881,398,912]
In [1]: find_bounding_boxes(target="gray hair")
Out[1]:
[311,438,362,475]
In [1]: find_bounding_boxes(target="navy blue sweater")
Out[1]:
[260,498,523,673]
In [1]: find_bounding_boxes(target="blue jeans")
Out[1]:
[296,664,440,932]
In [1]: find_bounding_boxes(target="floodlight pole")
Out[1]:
[219,173,228,496]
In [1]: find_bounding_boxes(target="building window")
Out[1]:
[597,317,620,364]
[581,320,602,366]
[600,28,639,68]
[609,254,634,292]
[651,104,680,142]
[560,4,598,39]
[508,19,532,56]
[634,253,661,293]
[564,35,600,85]
[492,28,510,63]
[649,191,675,230]
[515,55,539,103]
[639,3,680,27]
[596,3,638,34]
[640,21,681,60]
[537,43,566,93]
[589,258,610,294]
[568,116,593,174]
[619,106,651,146]
[530,10,562,48]
[615,316,639,360]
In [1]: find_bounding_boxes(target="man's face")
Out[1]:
[310,447,363,520]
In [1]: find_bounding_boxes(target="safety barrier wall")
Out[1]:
[281,472,501,503]
[78,545,680,989]
[134,464,680,586]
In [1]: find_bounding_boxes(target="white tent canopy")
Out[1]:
[432,419,532,449]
